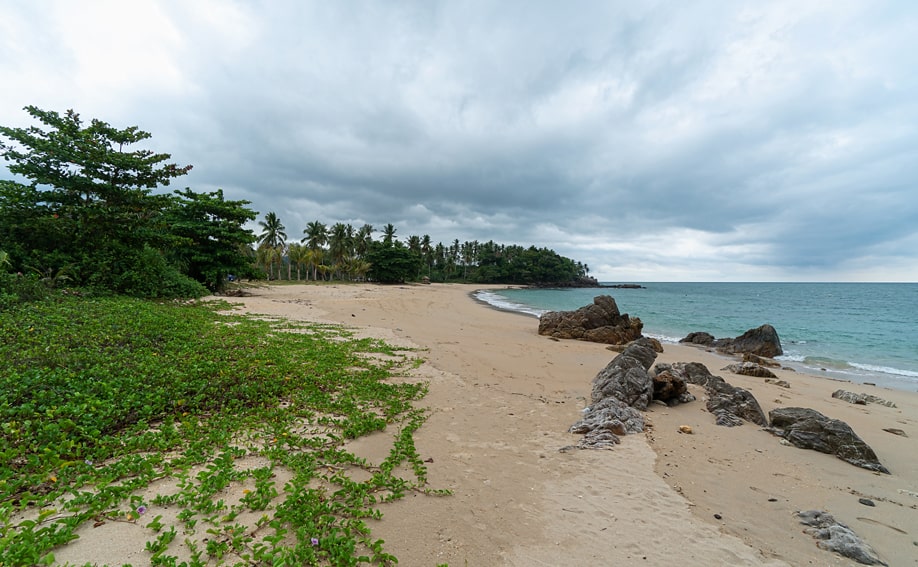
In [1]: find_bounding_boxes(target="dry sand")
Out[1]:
[218,283,918,566]
[50,282,918,566]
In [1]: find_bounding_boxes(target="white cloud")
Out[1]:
[2,0,917,281]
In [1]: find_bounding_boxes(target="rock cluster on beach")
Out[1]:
[538,295,643,345]
[569,338,658,448]
[571,350,891,475]
[680,324,783,358]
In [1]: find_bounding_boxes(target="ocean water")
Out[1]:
[475,283,918,392]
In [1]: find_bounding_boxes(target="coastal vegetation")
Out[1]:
[0,106,589,302]
[0,106,586,563]
[0,295,439,565]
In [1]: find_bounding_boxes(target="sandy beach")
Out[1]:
[211,282,917,566]
[48,281,917,566]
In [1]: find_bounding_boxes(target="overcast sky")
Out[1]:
[2,0,916,281]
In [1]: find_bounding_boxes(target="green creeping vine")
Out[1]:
[0,296,448,566]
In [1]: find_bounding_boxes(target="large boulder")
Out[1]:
[768,407,889,474]
[538,295,643,345]
[714,324,783,357]
[681,326,783,357]
[590,338,658,410]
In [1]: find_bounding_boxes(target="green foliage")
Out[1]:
[0,296,438,565]
[165,189,257,292]
[365,241,422,284]
[0,106,258,298]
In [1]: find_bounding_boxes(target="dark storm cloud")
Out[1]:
[2,0,917,280]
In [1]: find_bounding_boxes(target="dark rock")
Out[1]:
[590,338,658,410]
[606,337,663,354]
[680,331,715,346]
[858,498,876,507]
[723,362,778,378]
[764,378,792,388]
[743,353,782,367]
[832,389,897,408]
[768,407,890,474]
[714,324,783,357]
[606,283,646,289]
[796,510,887,565]
[538,295,644,345]
[569,397,645,449]
[669,362,768,427]
[882,428,907,437]
[650,369,688,405]
[832,389,868,405]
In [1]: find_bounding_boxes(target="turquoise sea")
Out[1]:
[475,283,918,392]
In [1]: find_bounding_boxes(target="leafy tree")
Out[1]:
[165,188,257,292]
[0,106,198,296]
[365,241,421,284]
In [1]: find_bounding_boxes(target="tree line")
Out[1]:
[253,214,590,285]
[0,106,589,300]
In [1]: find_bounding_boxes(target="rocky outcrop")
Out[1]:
[679,331,715,346]
[590,338,657,410]
[648,366,696,406]
[538,295,643,345]
[768,407,889,474]
[723,362,778,378]
[714,324,783,357]
[832,389,897,408]
[569,338,658,448]
[796,510,887,565]
[681,325,783,358]
[743,353,781,367]
[662,362,768,426]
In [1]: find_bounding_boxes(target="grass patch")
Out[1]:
[0,295,443,566]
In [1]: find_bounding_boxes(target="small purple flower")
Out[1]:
[136,505,147,515]
[311,537,319,546]
[85,459,93,466]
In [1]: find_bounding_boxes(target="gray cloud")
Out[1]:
[2,0,916,281]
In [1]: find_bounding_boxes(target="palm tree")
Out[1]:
[255,244,280,280]
[257,212,287,249]
[382,223,397,245]
[302,220,328,251]
[355,224,374,258]
[287,243,307,280]
[420,234,432,275]
[302,220,328,280]
[257,212,287,279]
[328,223,351,279]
